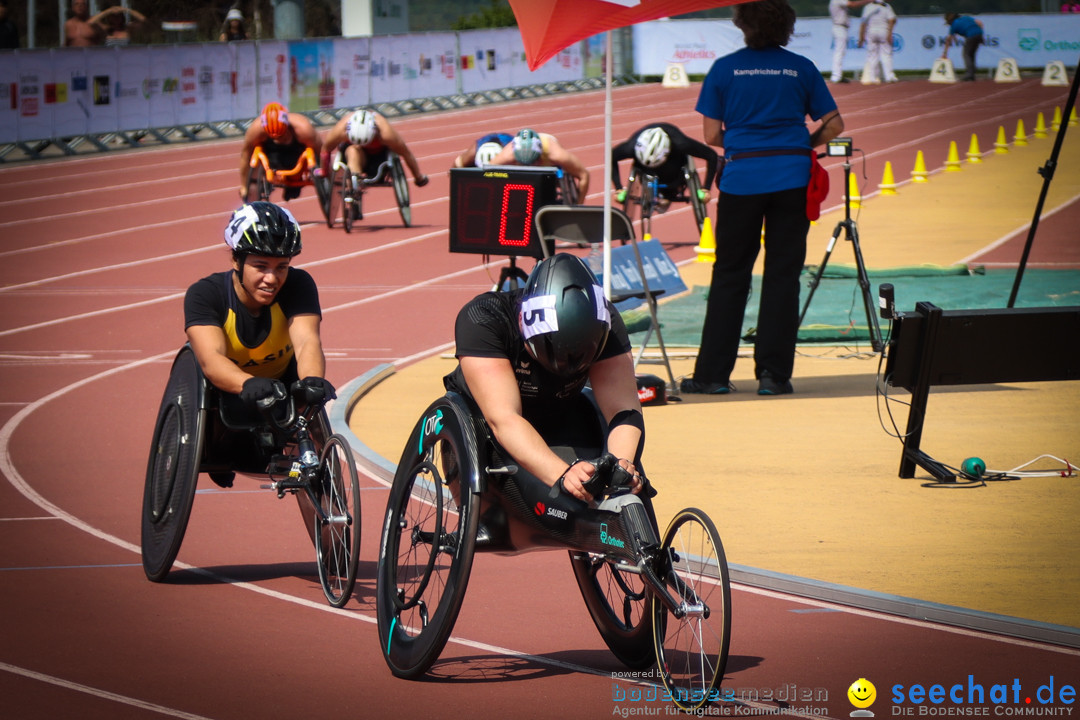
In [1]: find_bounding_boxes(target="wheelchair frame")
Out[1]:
[324,147,411,231]
[246,146,318,203]
[140,345,362,608]
[375,391,732,711]
[622,158,708,237]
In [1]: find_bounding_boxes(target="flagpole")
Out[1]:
[602,30,613,299]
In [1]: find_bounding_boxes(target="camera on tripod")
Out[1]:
[826,137,853,157]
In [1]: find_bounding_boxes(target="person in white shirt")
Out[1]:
[829,0,871,83]
[859,0,899,83]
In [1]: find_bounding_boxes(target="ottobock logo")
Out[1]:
[1018,29,1041,52]
[600,523,625,548]
[418,408,443,454]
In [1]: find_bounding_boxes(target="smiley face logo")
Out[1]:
[848,678,877,709]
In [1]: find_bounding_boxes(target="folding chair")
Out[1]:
[534,205,678,395]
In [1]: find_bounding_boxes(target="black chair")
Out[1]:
[533,204,678,394]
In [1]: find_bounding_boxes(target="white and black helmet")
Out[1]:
[634,126,671,168]
[346,109,378,146]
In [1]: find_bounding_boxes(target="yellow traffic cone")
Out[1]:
[966,133,982,164]
[1013,119,1028,146]
[1052,106,1063,131]
[911,150,929,183]
[1070,106,1078,127]
[878,161,897,196]
[848,172,861,209]
[1034,112,1048,139]
[694,216,716,263]
[994,126,1009,154]
[944,141,962,171]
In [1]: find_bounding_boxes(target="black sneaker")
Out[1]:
[679,377,733,395]
[757,370,793,396]
[208,471,235,489]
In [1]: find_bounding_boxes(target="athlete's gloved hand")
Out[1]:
[697,188,710,202]
[240,377,287,410]
[294,376,337,405]
[615,189,627,204]
[415,174,429,187]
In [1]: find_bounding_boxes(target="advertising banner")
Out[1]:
[334,36,371,110]
[84,46,119,135]
[0,53,18,143]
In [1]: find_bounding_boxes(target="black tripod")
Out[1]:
[797,154,883,352]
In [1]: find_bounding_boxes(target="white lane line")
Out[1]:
[0,660,221,720]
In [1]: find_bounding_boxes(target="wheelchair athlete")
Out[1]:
[319,108,429,190]
[184,201,335,486]
[239,102,322,202]
[443,253,647,509]
[488,129,591,200]
[452,131,514,168]
[611,123,719,212]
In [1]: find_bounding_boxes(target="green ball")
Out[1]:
[961,457,986,478]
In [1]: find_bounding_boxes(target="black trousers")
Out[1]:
[692,186,809,385]
[962,35,984,80]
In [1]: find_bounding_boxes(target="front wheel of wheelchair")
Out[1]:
[341,170,357,234]
[376,396,480,679]
[652,507,731,711]
[684,161,707,235]
[313,434,361,608]
[325,166,342,229]
[141,347,206,582]
[391,155,412,227]
[246,165,272,203]
[570,551,655,669]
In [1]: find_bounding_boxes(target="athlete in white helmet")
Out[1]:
[319,108,428,190]
[611,123,719,212]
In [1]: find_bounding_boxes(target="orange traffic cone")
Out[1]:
[695,216,716,263]
[911,150,929,183]
[878,161,897,196]
[966,133,982,164]
[944,141,962,172]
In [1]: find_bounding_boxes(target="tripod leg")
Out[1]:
[847,223,884,352]
[798,221,843,327]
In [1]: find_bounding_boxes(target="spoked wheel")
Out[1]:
[684,160,707,235]
[652,507,731,712]
[246,164,272,202]
[570,551,655,669]
[325,165,342,229]
[141,346,206,582]
[376,395,480,679]
[313,434,361,608]
[558,172,580,205]
[391,155,412,227]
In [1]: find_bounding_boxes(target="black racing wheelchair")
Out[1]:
[621,157,709,237]
[141,345,361,608]
[375,391,731,711]
[324,148,412,231]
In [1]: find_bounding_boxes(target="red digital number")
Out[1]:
[497,183,534,247]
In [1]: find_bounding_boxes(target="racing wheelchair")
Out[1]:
[324,148,412,231]
[246,146,318,204]
[621,158,709,237]
[141,345,361,608]
[375,391,731,711]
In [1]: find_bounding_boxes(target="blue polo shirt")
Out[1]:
[696,46,837,195]
[949,16,983,38]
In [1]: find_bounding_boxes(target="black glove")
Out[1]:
[294,376,337,405]
[240,377,286,410]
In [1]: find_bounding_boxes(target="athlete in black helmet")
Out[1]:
[185,202,335,423]
[443,253,646,503]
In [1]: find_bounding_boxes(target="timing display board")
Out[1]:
[449,166,561,259]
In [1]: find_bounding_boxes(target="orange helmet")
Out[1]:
[261,102,291,141]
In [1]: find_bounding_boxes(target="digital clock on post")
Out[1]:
[449,166,562,259]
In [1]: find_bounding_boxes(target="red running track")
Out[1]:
[1,78,1077,720]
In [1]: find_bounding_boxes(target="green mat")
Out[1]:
[624,266,1080,347]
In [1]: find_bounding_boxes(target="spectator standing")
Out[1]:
[100,5,146,46]
[64,0,106,47]
[828,0,871,83]
[220,8,248,42]
[858,0,898,83]
[0,0,19,49]
[681,0,844,397]
[942,13,985,82]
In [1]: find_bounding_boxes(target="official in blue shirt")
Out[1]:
[943,13,985,81]
[681,0,845,397]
